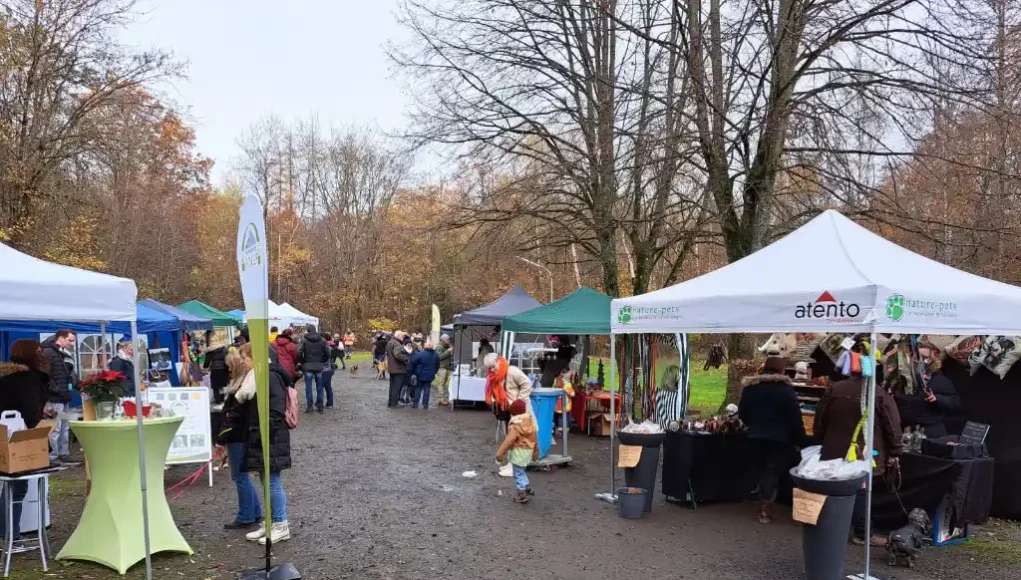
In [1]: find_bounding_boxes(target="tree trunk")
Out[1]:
[725,333,757,405]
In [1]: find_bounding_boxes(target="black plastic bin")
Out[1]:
[790,469,867,580]
[616,487,647,519]
[618,431,666,512]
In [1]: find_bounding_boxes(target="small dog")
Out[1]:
[375,359,387,380]
[887,508,931,568]
[349,364,359,377]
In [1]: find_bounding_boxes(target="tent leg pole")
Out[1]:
[863,328,878,580]
[131,321,153,580]
[609,335,616,498]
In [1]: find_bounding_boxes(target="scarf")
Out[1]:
[485,356,509,411]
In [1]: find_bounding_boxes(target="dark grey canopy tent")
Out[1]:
[449,285,544,405]
[452,285,543,326]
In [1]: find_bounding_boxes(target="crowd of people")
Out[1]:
[382,331,453,408]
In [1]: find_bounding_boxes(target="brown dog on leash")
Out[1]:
[375,359,387,380]
[349,364,359,377]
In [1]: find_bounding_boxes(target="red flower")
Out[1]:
[82,370,127,386]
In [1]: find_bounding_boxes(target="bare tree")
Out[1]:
[390,0,713,297]
[0,0,177,245]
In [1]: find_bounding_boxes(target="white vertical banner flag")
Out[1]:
[237,195,269,318]
[431,304,441,344]
[235,195,273,550]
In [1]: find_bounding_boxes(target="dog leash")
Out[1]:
[887,460,911,517]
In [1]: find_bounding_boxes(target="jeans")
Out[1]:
[322,368,335,407]
[337,355,346,370]
[228,443,262,524]
[512,465,529,491]
[46,402,70,459]
[303,371,324,409]
[266,472,287,523]
[435,368,451,401]
[0,481,29,539]
[388,374,405,407]
[413,379,431,408]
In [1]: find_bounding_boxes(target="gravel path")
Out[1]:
[18,372,1020,579]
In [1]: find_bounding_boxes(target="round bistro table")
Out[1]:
[57,416,192,573]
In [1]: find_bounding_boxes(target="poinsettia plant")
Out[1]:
[80,370,126,403]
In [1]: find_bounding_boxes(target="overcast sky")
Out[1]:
[123,0,410,184]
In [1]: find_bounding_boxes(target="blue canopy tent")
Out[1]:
[140,299,214,331]
[0,302,186,386]
[227,309,245,321]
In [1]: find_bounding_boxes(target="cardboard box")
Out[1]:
[588,412,614,437]
[0,423,53,474]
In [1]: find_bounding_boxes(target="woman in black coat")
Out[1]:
[0,339,51,540]
[738,356,807,524]
[231,344,293,544]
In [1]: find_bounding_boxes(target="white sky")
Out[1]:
[122,0,410,184]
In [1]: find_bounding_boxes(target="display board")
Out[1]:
[149,387,212,465]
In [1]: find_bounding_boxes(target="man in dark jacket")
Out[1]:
[737,357,807,524]
[42,329,77,463]
[108,338,136,398]
[298,324,331,413]
[408,340,441,409]
[386,331,410,408]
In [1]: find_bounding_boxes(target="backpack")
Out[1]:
[285,386,299,429]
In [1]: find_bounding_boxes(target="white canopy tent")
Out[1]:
[0,243,156,579]
[608,210,1021,580]
[242,300,286,326]
[0,242,136,321]
[278,302,319,328]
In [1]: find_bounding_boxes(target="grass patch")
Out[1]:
[959,519,1021,565]
[959,536,1021,565]
[47,476,82,501]
[586,357,728,415]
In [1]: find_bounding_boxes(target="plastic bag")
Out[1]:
[794,445,868,481]
[621,420,663,434]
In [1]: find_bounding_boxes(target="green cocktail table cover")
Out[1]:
[57,416,193,574]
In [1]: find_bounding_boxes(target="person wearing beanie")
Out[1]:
[496,398,539,503]
[737,356,807,524]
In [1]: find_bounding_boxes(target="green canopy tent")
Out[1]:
[501,287,613,462]
[503,286,690,478]
[176,300,241,328]
[502,286,612,335]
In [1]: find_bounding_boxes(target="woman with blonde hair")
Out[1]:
[215,350,263,530]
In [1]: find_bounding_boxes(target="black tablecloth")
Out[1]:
[870,452,994,532]
[662,431,994,529]
[662,431,764,503]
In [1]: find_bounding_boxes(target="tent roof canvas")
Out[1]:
[503,287,612,335]
[177,300,239,327]
[0,302,174,335]
[0,242,136,322]
[611,210,1021,335]
[140,299,213,331]
[278,303,319,327]
[454,285,544,326]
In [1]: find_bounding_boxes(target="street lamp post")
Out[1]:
[515,256,554,302]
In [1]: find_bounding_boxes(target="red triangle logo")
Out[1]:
[816,291,837,303]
